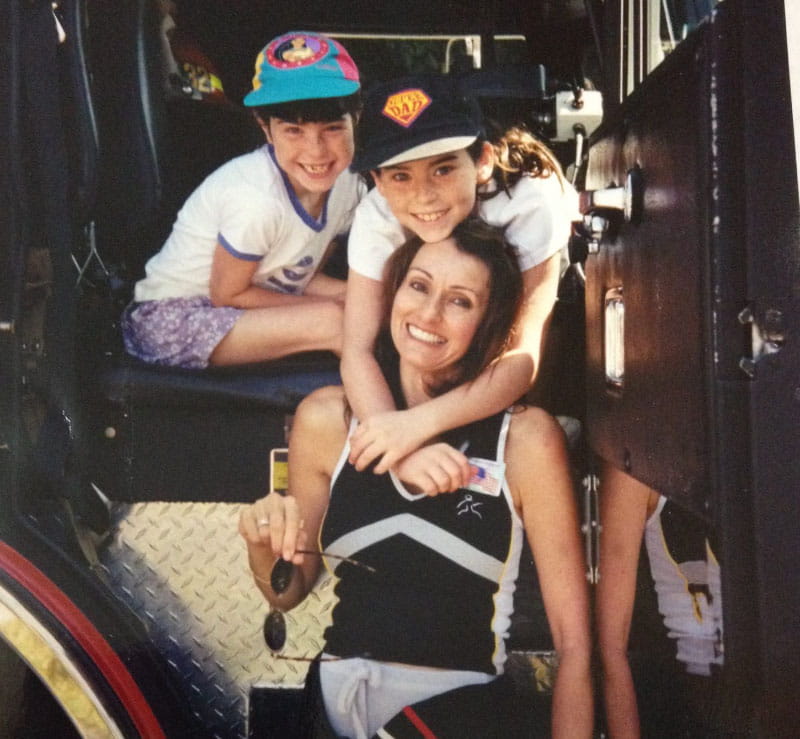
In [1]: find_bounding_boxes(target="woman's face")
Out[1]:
[390,239,490,380]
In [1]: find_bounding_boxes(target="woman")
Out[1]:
[239,219,592,738]
[597,463,724,738]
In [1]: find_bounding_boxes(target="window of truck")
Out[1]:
[327,33,530,86]
[615,0,721,100]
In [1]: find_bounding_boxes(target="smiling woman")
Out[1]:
[240,218,593,738]
[391,237,489,373]
[390,238,491,396]
[381,220,524,399]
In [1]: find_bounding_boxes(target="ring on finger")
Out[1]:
[257,517,270,527]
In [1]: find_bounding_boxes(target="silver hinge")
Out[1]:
[581,473,601,584]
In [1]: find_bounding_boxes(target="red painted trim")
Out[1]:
[0,541,165,738]
[402,705,439,739]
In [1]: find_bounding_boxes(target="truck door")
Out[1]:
[583,0,800,731]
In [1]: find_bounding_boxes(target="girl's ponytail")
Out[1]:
[485,126,566,194]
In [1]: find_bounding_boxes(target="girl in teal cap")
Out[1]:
[123,32,363,368]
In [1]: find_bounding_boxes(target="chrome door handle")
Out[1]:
[579,166,643,223]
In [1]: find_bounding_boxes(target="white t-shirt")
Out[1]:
[347,173,578,281]
[134,145,365,302]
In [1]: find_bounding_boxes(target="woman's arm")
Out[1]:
[348,253,560,474]
[506,407,593,739]
[596,463,658,739]
[239,386,348,610]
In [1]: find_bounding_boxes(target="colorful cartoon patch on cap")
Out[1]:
[382,88,432,128]
[267,33,329,68]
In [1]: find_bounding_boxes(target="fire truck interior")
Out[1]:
[1,0,798,736]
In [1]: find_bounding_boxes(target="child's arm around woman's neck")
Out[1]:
[340,270,398,420]
[342,251,560,479]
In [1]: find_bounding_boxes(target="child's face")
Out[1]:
[263,115,355,198]
[372,144,493,243]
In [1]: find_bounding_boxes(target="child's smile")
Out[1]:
[412,209,449,223]
[265,115,355,214]
[373,145,493,243]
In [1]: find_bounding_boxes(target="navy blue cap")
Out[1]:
[351,75,483,172]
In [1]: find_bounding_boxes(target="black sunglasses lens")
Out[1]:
[264,610,287,652]
[271,557,294,594]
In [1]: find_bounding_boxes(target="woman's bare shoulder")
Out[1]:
[295,385,347,428]
[506,405,564,451]
[505,406,571,508]
[289,386,350,481]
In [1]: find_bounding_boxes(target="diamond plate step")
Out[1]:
[99,502,334,738]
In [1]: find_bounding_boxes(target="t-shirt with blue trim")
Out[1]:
[134,144,365,302]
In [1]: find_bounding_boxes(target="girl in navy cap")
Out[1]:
[342,74,578,495]
[122,32,364,368]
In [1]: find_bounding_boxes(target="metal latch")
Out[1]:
[737,304,785,377]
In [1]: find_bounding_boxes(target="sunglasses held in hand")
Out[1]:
[262,550,376,661]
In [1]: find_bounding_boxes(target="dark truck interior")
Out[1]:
[41,0,596,511]
[17,0,772,736]
[11,0,599,734]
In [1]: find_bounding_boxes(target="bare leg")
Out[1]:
[209,300,343,365]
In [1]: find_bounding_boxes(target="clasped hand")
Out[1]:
[392,443,472,496]
[348,409,429,473]
[348,411,471,496]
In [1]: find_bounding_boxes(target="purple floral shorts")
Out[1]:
[122,296,243,369]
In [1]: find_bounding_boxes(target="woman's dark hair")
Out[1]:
[251,91,362,125]
[379,217,524,399]
[467,124,565,195]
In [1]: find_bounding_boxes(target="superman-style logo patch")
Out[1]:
[382,88,431,128]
